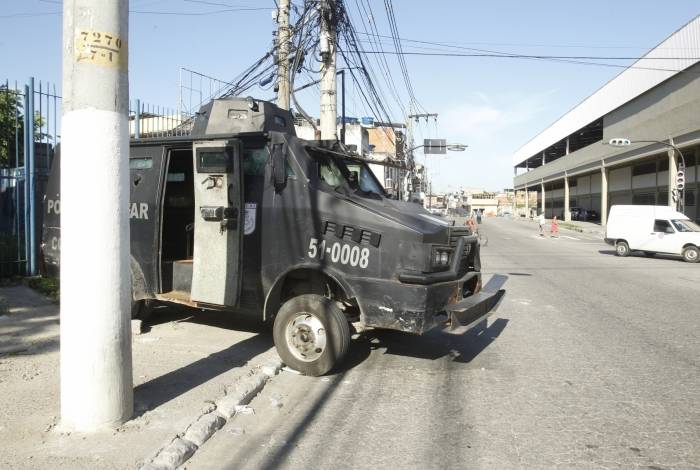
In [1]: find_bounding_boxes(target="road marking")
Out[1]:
[562,235,579,240]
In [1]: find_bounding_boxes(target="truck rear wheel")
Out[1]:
[273,294,350,376]
[682,245,700,263]
[615,241,630,257]
[130,299,153,320]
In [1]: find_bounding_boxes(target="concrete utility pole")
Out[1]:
[61,0,133,431]
[319,0,337,140]
[406,111,438,201]
[276,0,291,110]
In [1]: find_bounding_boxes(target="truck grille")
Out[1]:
[448,227,479,276]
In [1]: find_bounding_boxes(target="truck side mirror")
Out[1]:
[271,142,288,192]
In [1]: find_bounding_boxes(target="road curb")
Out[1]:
[139,356,283,470]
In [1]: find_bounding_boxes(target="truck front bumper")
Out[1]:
[352,270,506,335]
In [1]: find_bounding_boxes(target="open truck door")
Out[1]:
[190,140,243,306]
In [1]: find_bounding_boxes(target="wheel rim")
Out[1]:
[617,244,626,255]
[686,249,698,261]
[285,312,326,362]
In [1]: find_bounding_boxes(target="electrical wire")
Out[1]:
[383,0,426,113]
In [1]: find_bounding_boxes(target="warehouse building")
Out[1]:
[513,16,700,224]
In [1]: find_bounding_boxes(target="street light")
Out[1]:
[608,138,687,212]
[406,142,468,209]
[406,142,468,155]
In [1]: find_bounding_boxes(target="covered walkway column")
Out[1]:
[601,165,609,226]
[540,182,546,216]
[564,175,570,221]
[524,186,529,217]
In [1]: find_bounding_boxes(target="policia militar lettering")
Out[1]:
[42,97,505,376]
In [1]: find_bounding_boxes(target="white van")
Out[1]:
[605,205,700,262]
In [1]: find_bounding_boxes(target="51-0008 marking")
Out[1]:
[308,238,370,268]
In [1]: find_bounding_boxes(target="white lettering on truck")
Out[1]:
[129,202,149,220]
[47,199,60,215]
[307,237,370,269]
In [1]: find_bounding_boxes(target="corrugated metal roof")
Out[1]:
[512,15,700,166]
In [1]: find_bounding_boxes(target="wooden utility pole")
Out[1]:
[61,0,133,431]
[276,0,291,110]
[319,0,337,140]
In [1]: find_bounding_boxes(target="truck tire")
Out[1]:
[615,241,630,257]
[273,294,350,376]
[682,245,700,263]
[130,299,153,320]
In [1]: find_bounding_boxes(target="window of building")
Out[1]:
[632,161,656,176]
[685,190,696,206]
[658,158,669,172]
[632,192,655,205]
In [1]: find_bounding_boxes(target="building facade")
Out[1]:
[513,16,700,224]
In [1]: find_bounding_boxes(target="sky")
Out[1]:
[2,0,700,192]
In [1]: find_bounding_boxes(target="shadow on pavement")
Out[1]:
[144,303,267,334]
[250,318,509,470]
[134,306,273,415]
[363,318,509,363]
[597,249,684,262]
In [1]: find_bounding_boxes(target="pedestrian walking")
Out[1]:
[550,215,559,238]
[465,214,477,234]
[538,213,545,236]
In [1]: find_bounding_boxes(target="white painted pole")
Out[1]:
[319,0,337,140]
[601,165,609,226]
[564,175,570,222]
[60,0,133,431]
[276,0,291,111]
[540,182,546,215]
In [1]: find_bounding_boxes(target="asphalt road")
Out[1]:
[188,217,700,470]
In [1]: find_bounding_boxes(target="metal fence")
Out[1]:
[1,78,60,277]
[178,67,237,118]
[129,99,193,139]
[1,76,191,277]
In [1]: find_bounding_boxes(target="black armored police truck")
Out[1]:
[42,96,504,376]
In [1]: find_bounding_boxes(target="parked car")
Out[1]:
[604,205,700,262]
[570,207,599,221]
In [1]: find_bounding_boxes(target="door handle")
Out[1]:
[199,206,238,230]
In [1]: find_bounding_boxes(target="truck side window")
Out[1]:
[318,156,344,188]
[242,148,268,176]
[244,147,294,177]
[129,157,153,170]
[653,219,674,234]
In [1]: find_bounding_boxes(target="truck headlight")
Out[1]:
[431,247,452,267]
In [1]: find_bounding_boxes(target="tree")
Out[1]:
[0,85,46,168]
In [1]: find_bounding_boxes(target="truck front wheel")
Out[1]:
[273,294,350,376]
[682,245,700,263]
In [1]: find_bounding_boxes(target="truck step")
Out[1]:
[172,259,193,293]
